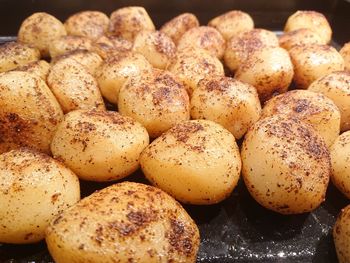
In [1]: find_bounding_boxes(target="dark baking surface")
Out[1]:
[0,0,350,262]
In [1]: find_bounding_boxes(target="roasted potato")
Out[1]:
[0,71,63,154]
[340,42,350,72]
[46,182,200,263]
[191,76,261,139]
[289,44,345,89]
[0,148,80,244]
[140,120,241,205]
[334,204,350,263]
[92,35,132,60]
[51,109,149,182]
[118,69,190,138]
[241,114,330,214]
[279,28,324,51]
[49,35,92,58]
[18,12,66,57]
[13,60,50,80]
[160,13,199,45]
[261,90,341,147]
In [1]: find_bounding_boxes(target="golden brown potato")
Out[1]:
[0,148,80,244]
[51,110,149,182]
[177,26,225,59]
[140,120,241,205]
[47,57,105,113]
[109,6,155,42]
[191,76,261,139]
[18,12,67,57]
[340,42,350,72]
[224,29,279,72]
[91,35,132,60]
[133,31,176,69]
[46,182,200,263]
[0,42,40,73]
[64,11,109,40]
[14,60,50,80]
[241,114,330,214]
[160,13,199,45]
[235,46,293,102]
[208,10,254,41]
[289,44,345,89]
[284,10,332,44]
[261,90,341,147]
[118,69,190,138]
[308,71,350,131]
[279,28,324,51]
[334,204,350,263]
[49,35,92,58]
[0,71,63,154]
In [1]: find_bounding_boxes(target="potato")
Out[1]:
[140,120,241,205]
[308,71,350,132]
[109,6,155,42]
[0,42,40,73]
[92,35,132,60]
[279,28,324,51]
[49,35,92,58]
[169,47,224,95]
[289,44,345,89]
[64,11,109,40]
[334,204,350,263]
[235,46,293,102]
[0,71,63,154]
[190,76,261,139]
[177,26,225,59]
[241,114,330,214]
[13,60,50,80]
[340,42,350,72]
[224,29,279,72]
[132,31,176,69]
[208,10,254,41]
[51,109,149,182]
[160,13,199,45]
[46,182,199,263]
[0,148,80,244]
[284,11,332,44]
[18,12,67,57]
[118,69,190,138]
[96,52,153,105]
[47,57,105,113]
[261,90,341,147]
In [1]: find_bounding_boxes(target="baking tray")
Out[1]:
[0,0,349,262]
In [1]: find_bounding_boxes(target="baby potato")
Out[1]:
[191,76,261,139]
[208,10,254,41]
[140,120,241,205]
[284,10,332,44]
[46,182,199,263]
[241,114,330,214]
[49,35,92,58]
[224,29,279,72]
[14,60,50,80]
[0,148,80,244]
[109,6,155,42]
[92,35,132,60]
[279,28,324,51]
[289,44,345,89]
[340,42,350,72]
[18,12,67,57]
[64,11,109,40]
[118,69,190,138]
[333,204,350,263]
[96,52,153,105]
[261,90,341,147]
[160,13,199,45]
[132,31,176,69]
[235,46,294,102]
[51,109,149,182]
[0,71,63,154]
[177,26,225,59]
[47,57,105,113]
[169,47,224,95]
[308,71,350,131]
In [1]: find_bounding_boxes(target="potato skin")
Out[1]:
[241,114,330,214]
[0,148,80,244]
[14,60,50,80]
[340,42,350,72]
[18,12,67,57]
[51,110,149,182]
[46,182,200,263]
[261,90,341,147]
[334,204,350,263]
[279,28,324,51]
[49,35,92,58]
[92,35,132,60]
[0,71,63,154]
[191,76,261,139]
[140,120,241,205]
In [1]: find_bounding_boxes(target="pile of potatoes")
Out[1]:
[0,6,350,263]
